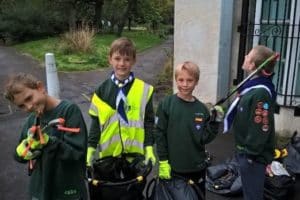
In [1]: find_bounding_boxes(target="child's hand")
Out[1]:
[16,140,41,160]
[86,147,96,167]
[27,134,49,150]
[144,146,156,165]
[26,126,49,150]
[159,160,171,179]
[210,105,224,122]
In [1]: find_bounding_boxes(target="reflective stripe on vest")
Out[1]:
[88,78,153,158]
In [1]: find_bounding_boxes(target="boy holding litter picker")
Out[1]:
[155,61,224,197]
[4,73,88,200]
[224,45,278,200]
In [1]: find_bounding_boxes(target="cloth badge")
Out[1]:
[195,117,203,122]
[262,117,269,125]
[262,124,269,132]
[254,116,262,123]
[257,102,263,108]
[255,108,263,115]
[263,103,269,110]
[194,113,204,131]
[196,125,201,130]
[262,110,268,117]
[256,101,270,132]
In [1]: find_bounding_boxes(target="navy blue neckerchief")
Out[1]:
[223,76,276,133]
[238,76,276,101]
[111,72,134,124]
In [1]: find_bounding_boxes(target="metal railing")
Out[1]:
[238,0,300,107]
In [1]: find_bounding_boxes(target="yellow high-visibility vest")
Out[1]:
[89,78,153,158]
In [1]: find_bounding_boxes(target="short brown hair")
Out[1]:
[175,61,200,81]
[4,73,39,102]
[109,37,136,60]
[252,45,276,74]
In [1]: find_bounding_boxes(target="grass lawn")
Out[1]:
[14,31,163,71]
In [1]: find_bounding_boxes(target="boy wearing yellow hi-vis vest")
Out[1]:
[87,37,156,199]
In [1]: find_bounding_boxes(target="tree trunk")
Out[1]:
[94,0,104,31]
[116,0,136,37]
[128,17,132,31]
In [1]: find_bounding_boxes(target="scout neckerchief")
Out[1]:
[223,76,276,133]
[111,72,134,124]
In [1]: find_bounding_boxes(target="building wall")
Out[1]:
[275,108,300,135]
[174,0,221,104]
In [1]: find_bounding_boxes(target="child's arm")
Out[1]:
[154,101,169,161]
[144,94,155,146]
[241,89,274,155]
[45,104,87,161]
[201,109,220,144]
[88,116,101,148]
[86,116,100,166]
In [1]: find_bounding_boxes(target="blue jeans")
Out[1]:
[237,153,266,200]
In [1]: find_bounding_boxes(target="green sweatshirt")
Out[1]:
[232,88,275,165]
[15,100,88,200]
[155,94,219,172]
[88,78,155,149]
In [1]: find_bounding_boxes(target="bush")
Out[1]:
[60,24,96,54]
[0,0,67,43]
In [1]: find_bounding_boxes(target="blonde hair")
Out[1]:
[4,73,39,102]
[109,37,136,60]
[175,61,200,81]
[252,45,276,74]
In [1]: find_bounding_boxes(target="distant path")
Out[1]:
[58,36,173,104]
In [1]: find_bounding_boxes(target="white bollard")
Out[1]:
[45,53,60,98]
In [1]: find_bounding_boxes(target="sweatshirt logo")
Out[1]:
[194,113,204,131]
[64,189,77,195]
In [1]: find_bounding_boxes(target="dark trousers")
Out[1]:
[237,153,266,200]
[173,169,206,199]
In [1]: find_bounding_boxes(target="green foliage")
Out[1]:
[0,0,67,42]
[100,0,173,36]
[14,31,163,71]
[0,0,173,42]
[154,0,174,24]
[155,48,173,96]
[135,0,162,25]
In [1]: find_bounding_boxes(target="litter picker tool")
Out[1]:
[215,53,280,106]
[41,118,80,133]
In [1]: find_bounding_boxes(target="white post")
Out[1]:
[45,53,60,98]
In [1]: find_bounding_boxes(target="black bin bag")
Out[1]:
[89,156,148,200]
[148,176,203,200]
[205,157,242,196]
[283,131,300,175]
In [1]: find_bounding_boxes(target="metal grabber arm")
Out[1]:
[215,53,280,106]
